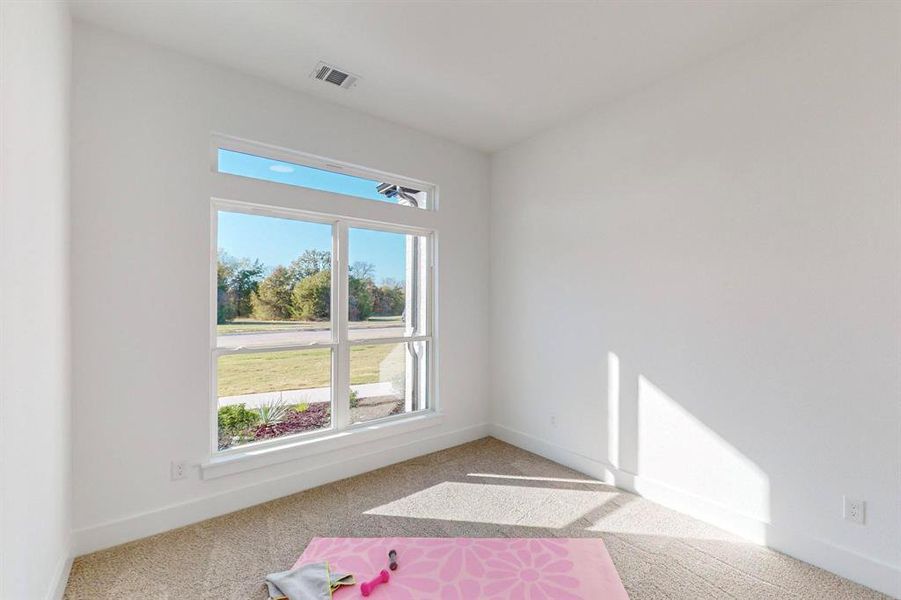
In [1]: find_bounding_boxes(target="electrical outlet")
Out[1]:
[843,496,865,524]
[550,415,557,427]
[171,460,188,481]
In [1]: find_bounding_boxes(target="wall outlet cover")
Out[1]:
[171,460,188,481]
[843,496,865,524]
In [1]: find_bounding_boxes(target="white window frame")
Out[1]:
[208,136,438,461]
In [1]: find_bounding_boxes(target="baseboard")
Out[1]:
[47,552,73,600]
[73,422,489,556]
[488,423,901,599]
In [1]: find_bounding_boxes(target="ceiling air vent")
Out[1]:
[311,62,359,90]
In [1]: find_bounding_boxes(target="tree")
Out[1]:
[348,275,373,321]
[217,250,265,322]
[230,258,264,317]
[350,261,375,281]
[372,282,405,316]
[288,249,331,282]
[292,270,331,320]
[217,256,237,324]
[251,266,295,320]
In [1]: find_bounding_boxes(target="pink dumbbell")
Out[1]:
[360,569,390,597]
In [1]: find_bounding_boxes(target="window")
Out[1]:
[347,226,430,424]
[347,227,428,341]
[217,147,430,209]
[212,140,435,454]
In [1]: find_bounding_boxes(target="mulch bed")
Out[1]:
[220,398,408,450]
[253,402,331,441]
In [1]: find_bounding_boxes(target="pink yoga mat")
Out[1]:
[295,537,628,599]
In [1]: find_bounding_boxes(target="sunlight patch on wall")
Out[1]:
[607,352,621,469]
[637,375,770,523]
[365,481,617,528]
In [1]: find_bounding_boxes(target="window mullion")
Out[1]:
[213,342,337,356]
[333,220,351,430]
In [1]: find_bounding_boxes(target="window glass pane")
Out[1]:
[217,210,332,349]
[218,149,427,208]
[217,349,332,450]
[347,227,427,341]
[349,341,428,425]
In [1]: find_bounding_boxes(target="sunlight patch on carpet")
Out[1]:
[365,481,617,527]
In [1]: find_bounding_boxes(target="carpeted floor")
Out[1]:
[64,438,888,599]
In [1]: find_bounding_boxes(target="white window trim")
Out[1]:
[209,139,439,468]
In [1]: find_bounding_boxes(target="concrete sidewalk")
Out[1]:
[218,381,399,408]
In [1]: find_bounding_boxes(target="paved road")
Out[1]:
[217,325,405,348]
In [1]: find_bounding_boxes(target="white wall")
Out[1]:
[70,23,490,552]
[0,2,73,598]
[490,3,900,597]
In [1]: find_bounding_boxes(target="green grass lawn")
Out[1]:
[218,343,402,397]
[217,317,403,335]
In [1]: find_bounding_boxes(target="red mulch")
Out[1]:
[253,402,331,440]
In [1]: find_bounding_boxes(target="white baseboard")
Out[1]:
[47,552,73,600]
[488,423,901,599]
[73,422,489,556]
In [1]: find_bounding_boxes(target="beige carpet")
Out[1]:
[64,438,888,599]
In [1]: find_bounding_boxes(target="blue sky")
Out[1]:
[217,149,406,281]
[219,149,390,202]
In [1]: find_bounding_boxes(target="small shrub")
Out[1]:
[218,403,260,433]
[349,389,359,409]
[293,402,310,413]
[257,396,289,425]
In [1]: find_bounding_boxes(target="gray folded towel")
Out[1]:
[265,561,354,600]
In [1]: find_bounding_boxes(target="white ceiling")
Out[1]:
[70,1,818,152]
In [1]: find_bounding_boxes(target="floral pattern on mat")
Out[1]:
[295,537,628,599]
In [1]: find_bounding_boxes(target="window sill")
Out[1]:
[200,411,444,480]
